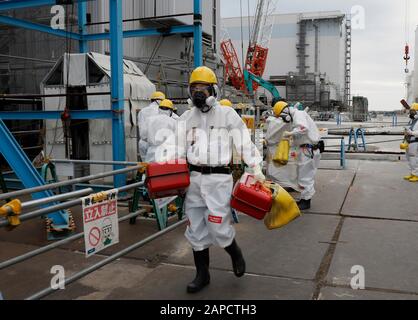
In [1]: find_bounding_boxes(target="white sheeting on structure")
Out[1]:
[41,52,156,180]
[63,54,87,86]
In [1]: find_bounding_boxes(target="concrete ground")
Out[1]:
[1,158,418,300]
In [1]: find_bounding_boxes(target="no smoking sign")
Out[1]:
[88,227,101,247]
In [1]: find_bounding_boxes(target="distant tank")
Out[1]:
[352,96,369,122]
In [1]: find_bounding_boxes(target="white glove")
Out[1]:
[252,164,266,182]
[283,131,293,138]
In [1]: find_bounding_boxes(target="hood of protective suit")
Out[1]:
[292,109,321,144]
[159,109,173,117]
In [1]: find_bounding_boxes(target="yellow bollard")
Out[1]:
[0,199,22,227]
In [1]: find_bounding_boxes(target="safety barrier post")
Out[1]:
[336,113,342,126]
[392,112,398,127]
[340,138,346,169]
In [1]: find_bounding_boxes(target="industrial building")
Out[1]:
[222,11,352,111]
[407,26,418,104]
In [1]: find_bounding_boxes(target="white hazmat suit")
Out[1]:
[266,108,321,201]
[137,101,160,160]
[179,104,262,251]
[140,110,178,163]
[406,119,418,176]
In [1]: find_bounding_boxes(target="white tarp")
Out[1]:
[41,52,156,181]
[63,53,87,86]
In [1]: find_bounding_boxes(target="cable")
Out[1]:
[240,0,245,69]
[49,3,75,159]
[248,0,251,44]
[144,36,164,76]
[405,0,410,45]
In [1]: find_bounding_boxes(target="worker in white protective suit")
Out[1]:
[266,101,321,210]
[137,91,166,160]
[140,99,178,163]
[178,66,264,294]
[404,103,418,182]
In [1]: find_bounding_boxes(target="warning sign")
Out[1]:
[82,190,119,257]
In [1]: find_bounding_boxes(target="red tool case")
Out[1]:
[146,160,190,199]
[231,175,273,220]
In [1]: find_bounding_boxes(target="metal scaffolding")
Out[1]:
[344,16,352,107]
[0,0,204,234]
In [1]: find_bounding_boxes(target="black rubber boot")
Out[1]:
[187,248,210,293]
[225,239,246,277]
[297,199,311,210]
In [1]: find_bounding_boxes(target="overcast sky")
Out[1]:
[221,0,418,111]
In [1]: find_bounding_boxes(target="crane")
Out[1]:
[245,0,277,90]
[220,0,278,92]
[244,69,281,101]
[403,0,411,73]
[220,28,245,90]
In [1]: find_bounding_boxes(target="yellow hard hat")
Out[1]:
[220,99,233,107]
[273,101,289,117]
[159,99,175,110]
[150,91,166,101]
[189,66,218,85]
[411,103,418,111]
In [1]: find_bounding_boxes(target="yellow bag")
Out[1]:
[273,139,290,165]
[263,183,301,230]
[400,140,409,150]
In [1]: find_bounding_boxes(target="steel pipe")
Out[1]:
[0,210,146,270]
[0,92,111,99]
[21,188,94,210]
[26,218,186,300]
[10,130,41,135]
[0,182,144,228]
[0,165,142,201]
[51,159,138,166]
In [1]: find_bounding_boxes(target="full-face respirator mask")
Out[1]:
[280,107,292,123]
[189,83,220,113]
